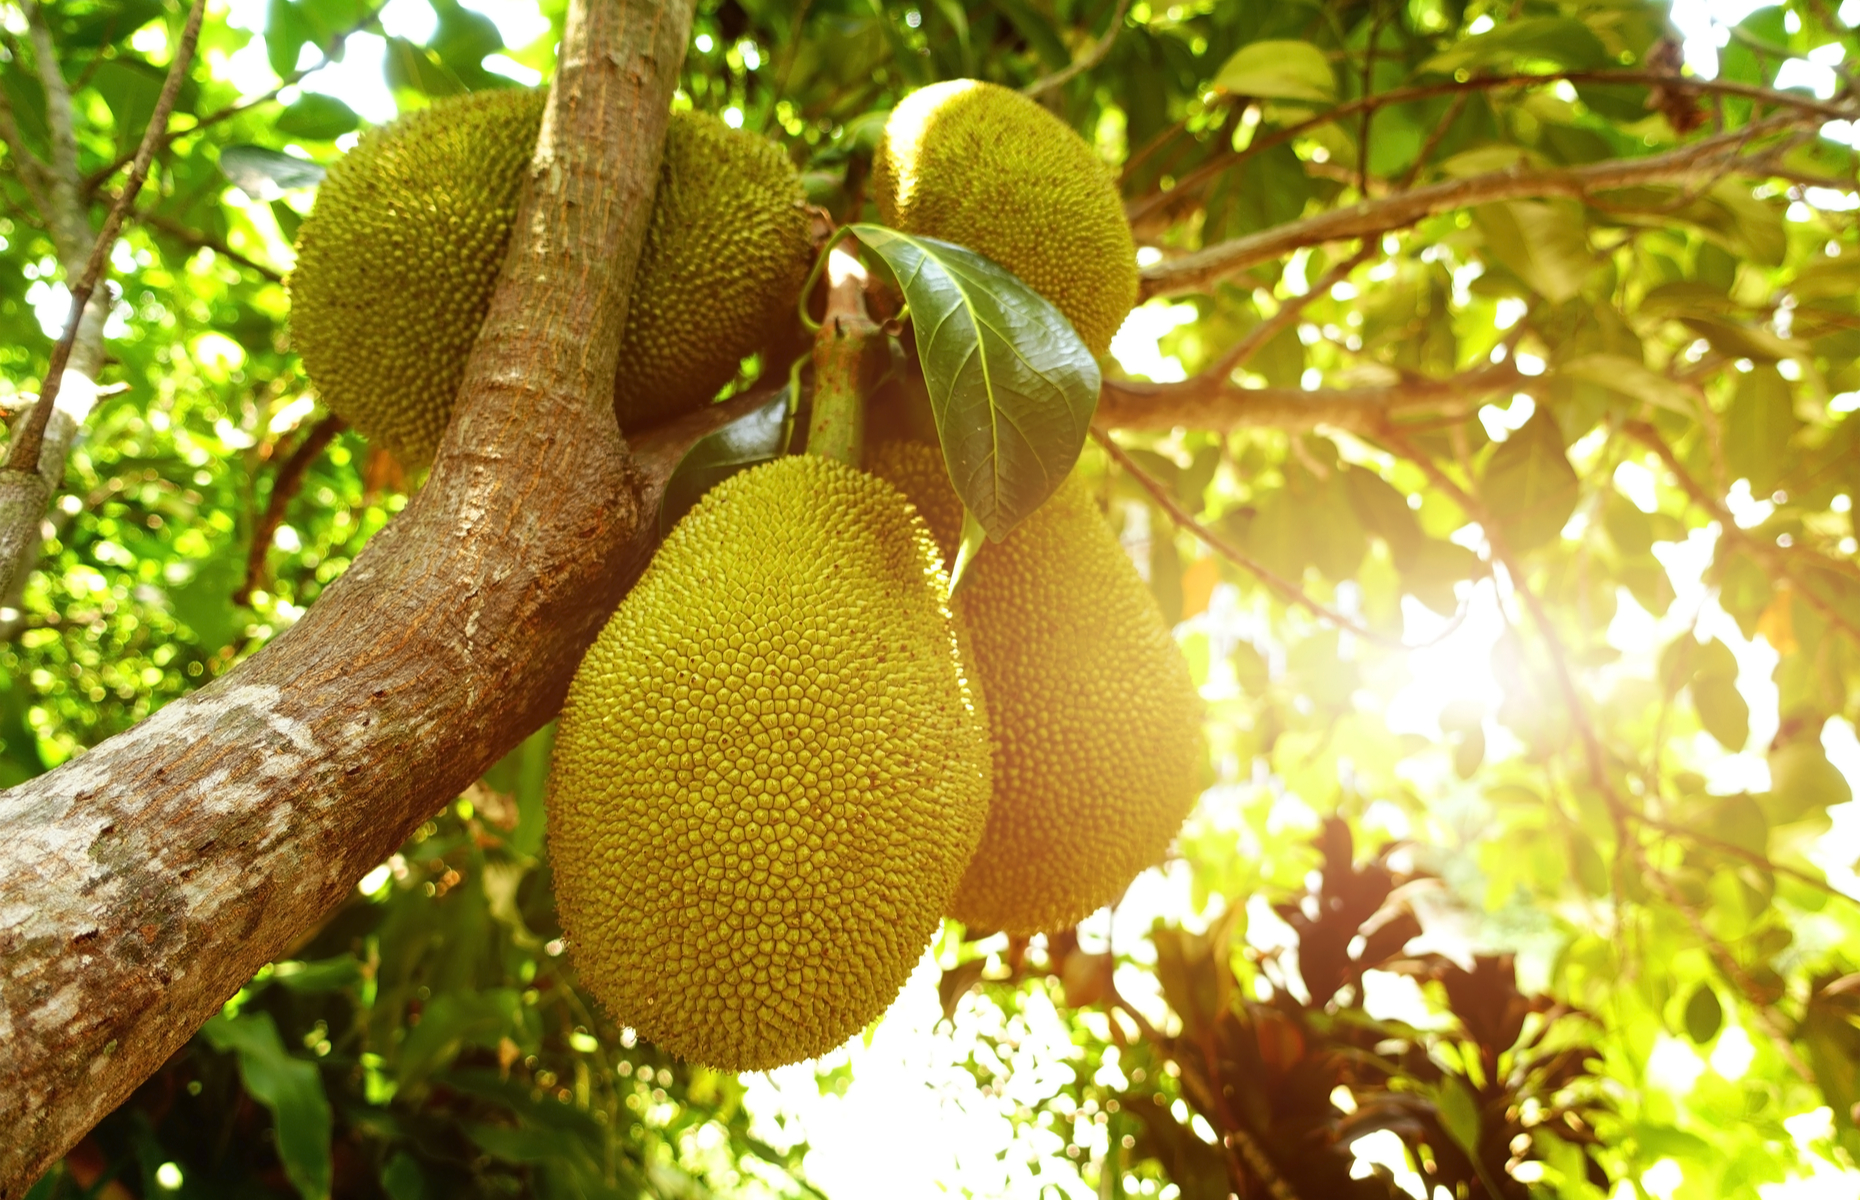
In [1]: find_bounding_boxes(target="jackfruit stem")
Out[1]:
[805,247,884,466]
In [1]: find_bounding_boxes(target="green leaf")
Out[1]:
[396,989,525,1089]
[380,1153,427,1200]
[1231,640,1270,696]
[1479,411,1579,553]
[266,0,315,79]
[219,144,327,197]
[1213,40,1336,102]
[276,93,360,139]
[658,387,794,536]
[1568,829,1609,897]
[202,1012,333,1200]
[1601,492,1654,556]
[92,59,167,158]
[1724,366,1800,495]
[1422,17,1610,74]
[1434,1075,1482,1156]
[171,552,244,649]
[1684,985,1723,1044]
[848,225,1100,540]
[1475,201,1592,304]
[1555,354,1694,414]
[1693,676,1750,751]
[1767,739,1852,825]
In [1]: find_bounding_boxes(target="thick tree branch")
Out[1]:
[1139,113,1815,299]
[0,0,700,1189]
[1097,361,1523,434]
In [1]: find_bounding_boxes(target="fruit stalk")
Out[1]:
[805,247,886,465]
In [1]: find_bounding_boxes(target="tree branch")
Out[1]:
[236,414,347,607]
[1093,428,1475,651]
[1139,112,1815,299]
[136,210,285,282]
[1126,70,1854,231]
[83,3,389,196]
[1624,420,1860,648]
[1096,361,1523,434]
[23,3,78,211]
[1022,0,1131,100]
[4,0,205,480]
[0,0,700,1188]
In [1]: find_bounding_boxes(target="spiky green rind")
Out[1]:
[547,455,990,1070]
[873,80,1138,358]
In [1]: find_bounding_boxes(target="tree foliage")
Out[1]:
[3,0,1859,1196]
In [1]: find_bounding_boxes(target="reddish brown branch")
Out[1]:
[236,414,347,607]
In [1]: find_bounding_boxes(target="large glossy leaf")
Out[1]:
[202,1012,332,1200]
[847,225,1099,540]
[658,387,795,536]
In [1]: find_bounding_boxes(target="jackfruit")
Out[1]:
[872,80,1138,358]
[547,454,990,1071]
[620,110,815,429]
[290,92,812,465]
[870,440,1202,936]
[289,88,540,466]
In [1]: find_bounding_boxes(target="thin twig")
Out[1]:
[83,3,387,196]
[1141,110,1814,298]
[1094,427,1475,650]
[1127,69,1854,227]
[1023,0,1132,100]
[1202,242,1375,386]
[235,414,346,606]
[5,0,207,477]
[1398,90,1469,190]
[1624,420,1860,644]
[136,210,285,282]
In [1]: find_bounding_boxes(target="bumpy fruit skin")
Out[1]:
[872,79,1138,358]
[617,112,814,429]
[290,88,542,467]
[290,95,812,464]
[547,455,990,1071]
[870,441,1203,936]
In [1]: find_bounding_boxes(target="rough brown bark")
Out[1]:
[0,0,699,1189]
